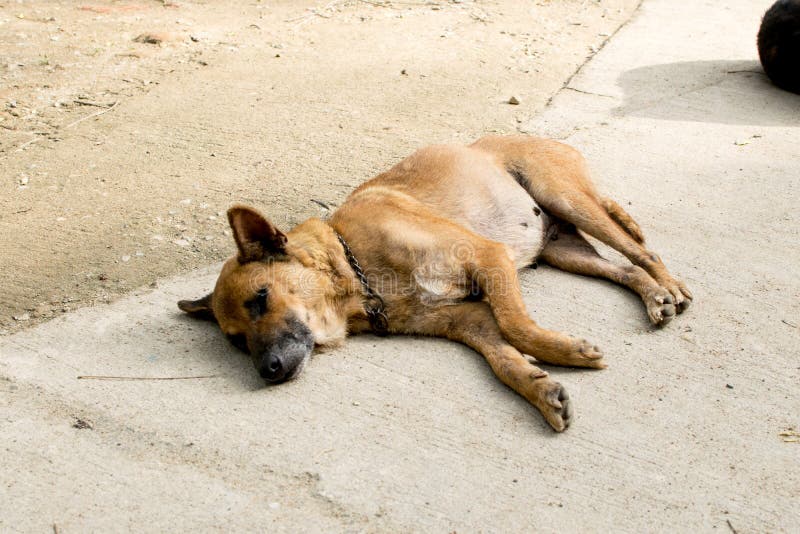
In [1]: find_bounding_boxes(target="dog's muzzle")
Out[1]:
[256,321,314,383]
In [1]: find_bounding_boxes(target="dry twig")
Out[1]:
[77,374,218,381]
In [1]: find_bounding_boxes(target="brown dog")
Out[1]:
[178,135,691,432]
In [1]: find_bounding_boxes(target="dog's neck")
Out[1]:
[285,218,373,339]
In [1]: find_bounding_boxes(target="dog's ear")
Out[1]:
[177,293,216,322]
[227,204,287,263]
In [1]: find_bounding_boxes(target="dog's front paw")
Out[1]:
[534,379,573,432]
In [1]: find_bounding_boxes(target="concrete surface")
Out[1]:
[2,0,799,532]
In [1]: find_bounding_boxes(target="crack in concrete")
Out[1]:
[0,378,387,529]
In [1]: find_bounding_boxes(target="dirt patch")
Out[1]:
[0,0,640,333]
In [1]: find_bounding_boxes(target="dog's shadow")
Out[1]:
[614,59,800,125]
[174,313,266,391]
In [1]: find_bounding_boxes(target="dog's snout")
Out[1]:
[259,353,285,382]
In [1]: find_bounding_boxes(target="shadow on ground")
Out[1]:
[615,59,800,125]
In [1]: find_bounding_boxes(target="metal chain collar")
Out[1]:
[336,232,389,336]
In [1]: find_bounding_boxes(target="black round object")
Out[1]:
[757,0,800,94]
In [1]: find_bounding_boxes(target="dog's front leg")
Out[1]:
[469,241,606,369]
[431,302,573,432]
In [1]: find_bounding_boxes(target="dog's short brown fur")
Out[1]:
[179,135,691,432]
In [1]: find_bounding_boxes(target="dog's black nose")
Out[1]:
[259,353,285,382]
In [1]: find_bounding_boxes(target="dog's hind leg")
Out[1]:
[540,221,677,325]
[543,193,692,313]
[472,135,692,312]
[427,302,574,432]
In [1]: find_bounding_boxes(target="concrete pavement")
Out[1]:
[2,0,798,531]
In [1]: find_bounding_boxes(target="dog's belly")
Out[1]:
[462,186,550,269]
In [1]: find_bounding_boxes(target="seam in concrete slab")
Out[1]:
[539,0,645,111]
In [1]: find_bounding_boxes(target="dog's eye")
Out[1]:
[246,287,269,319]
[226,333,249,354]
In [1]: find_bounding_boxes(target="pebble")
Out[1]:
[133,33,165,45]
[13,313,30,322]
[180,199,192,205]
[173,239,190,247]
[269,502,279,510]
[121,255,131,262]
[508,96,520,105]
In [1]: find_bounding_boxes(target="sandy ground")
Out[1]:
[1,0,639,333]
[2,0,799,532]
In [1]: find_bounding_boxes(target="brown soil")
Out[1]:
[0,0,640,333]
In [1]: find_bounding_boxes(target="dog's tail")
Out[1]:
[600,197,645,244]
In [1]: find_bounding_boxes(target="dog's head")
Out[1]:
[178,205,325,383]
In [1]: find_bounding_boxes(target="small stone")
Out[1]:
[133,33,166,45]
[180,198,192,205]
[269,502,279,510]
[352,401,360,406]
[12,313,30,322]
[726,384,734,389]
[121,255,131,262]
[508,96,520,105]
[72,418,93,430]
[173,238,190,247]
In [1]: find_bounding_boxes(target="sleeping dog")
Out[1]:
[179,136,691,432]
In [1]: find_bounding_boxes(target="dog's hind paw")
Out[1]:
[646,289,677,326]
[673,280,693,313]
[535,379,573,432]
